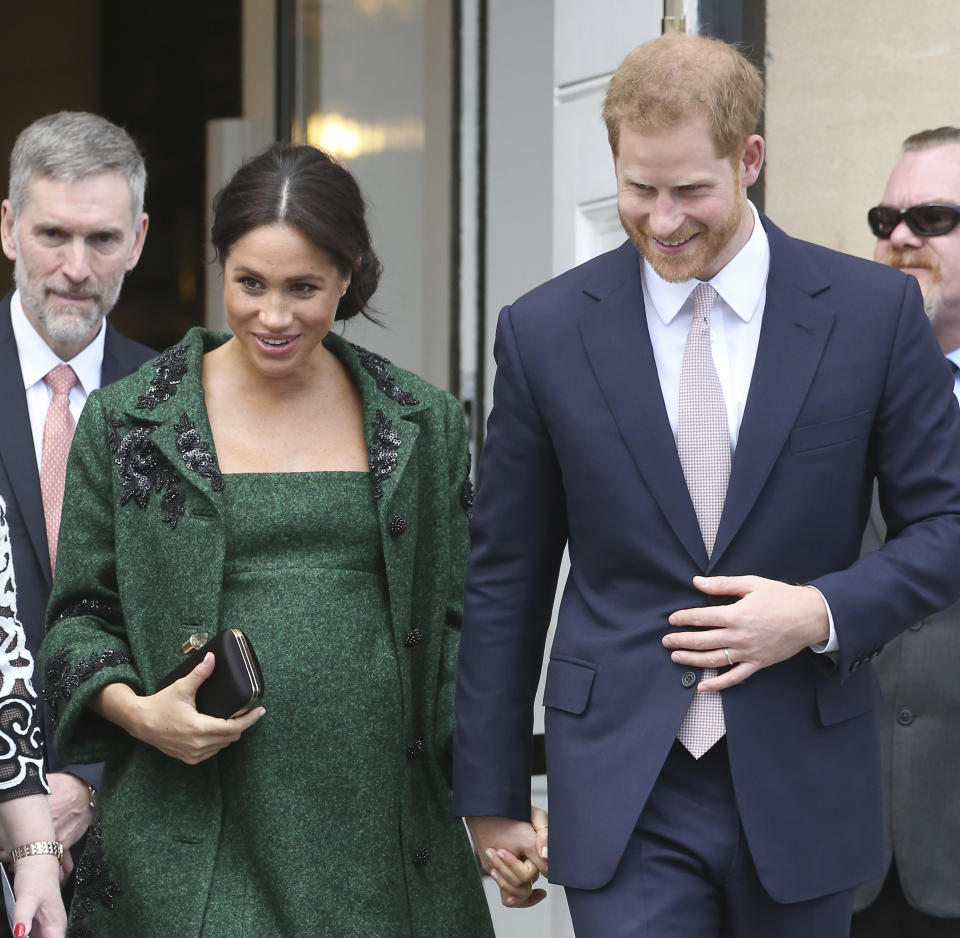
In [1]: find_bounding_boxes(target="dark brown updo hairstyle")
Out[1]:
[211,143,382,321]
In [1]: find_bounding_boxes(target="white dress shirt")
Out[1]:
[10,289,106,473]
[640,202,838,653]
[642,202,768,448]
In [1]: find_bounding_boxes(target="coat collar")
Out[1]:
[578,219,835,568]
[114,326,429,513]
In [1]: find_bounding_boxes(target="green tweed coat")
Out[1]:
[39,327,493,937]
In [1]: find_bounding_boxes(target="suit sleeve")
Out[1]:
[452,306,569,819]
[812,274,960,676]
[38,392,143,766]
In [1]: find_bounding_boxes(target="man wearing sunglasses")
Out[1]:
[852,127,960,938]
[851,127,960,938]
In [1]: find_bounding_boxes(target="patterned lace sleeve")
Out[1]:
[0,496,49,800]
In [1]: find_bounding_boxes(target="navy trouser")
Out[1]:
[565,739,855,938]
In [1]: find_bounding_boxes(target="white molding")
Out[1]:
[575,196,624,266]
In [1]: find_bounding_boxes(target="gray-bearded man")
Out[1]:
[0,111,154,906]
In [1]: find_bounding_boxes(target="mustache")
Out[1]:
[876,247,934,271]
[646,225,703,243]
[44,283,98,300]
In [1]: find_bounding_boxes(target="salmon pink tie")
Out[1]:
[40,364,78,575]
[676,282,729,759]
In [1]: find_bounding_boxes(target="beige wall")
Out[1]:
[764,0,960,260]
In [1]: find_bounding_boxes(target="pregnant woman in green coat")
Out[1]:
[39,144,495,937]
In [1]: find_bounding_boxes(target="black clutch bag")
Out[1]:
[156,629,264,719]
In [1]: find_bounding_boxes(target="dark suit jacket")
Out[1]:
[452,216,960,905]
[0,289,154,790]
[853,490,960,917]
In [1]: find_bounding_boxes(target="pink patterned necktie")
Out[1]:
[675,282,730,758]
[40,364,78,574]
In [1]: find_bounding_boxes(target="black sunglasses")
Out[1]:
[867,202,960,239]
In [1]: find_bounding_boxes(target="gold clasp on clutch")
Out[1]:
[181,632,210,655]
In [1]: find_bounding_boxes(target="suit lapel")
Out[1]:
[577,245,707,566]
[0,296,52,584]
[101,322,130,385]
[710,218,835,565]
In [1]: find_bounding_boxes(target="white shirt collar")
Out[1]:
[642,201,770,324]
[10,288,106,393]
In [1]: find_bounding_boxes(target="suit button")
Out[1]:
[407,738,425,759]
[681,671,697,688]
[897,708,914,726]
[850,659,861,672]
[909,620,925,631]
[414,848,431,867]
[404,628,422,648]
[390,516,407,536]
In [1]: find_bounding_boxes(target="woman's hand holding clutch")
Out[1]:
[92,653,266,764]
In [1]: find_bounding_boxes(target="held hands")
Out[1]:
[95,654,264,765]
[664,575,831,692]
[467,807,549,908]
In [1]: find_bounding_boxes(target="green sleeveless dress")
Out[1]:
[199,471,410,936]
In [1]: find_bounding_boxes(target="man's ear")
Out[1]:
[0,200,18,262]
[739,134,764,188]
[125,212,149,271]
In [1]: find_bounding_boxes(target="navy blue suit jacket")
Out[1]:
[0,290,154,789]
[452,216,960,903]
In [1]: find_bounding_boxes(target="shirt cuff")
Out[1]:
[806,585,838,653]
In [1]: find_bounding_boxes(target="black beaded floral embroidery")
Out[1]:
[460,453,475,518]
[352,344,420,406]
[174,413,224,492]
[414,848,431,867]
[71,820,120,928]
[44,648,133,724]
[135,344,188,410]
[369,409,401,499]
[107,414,185,528]
[54,598,121,627]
